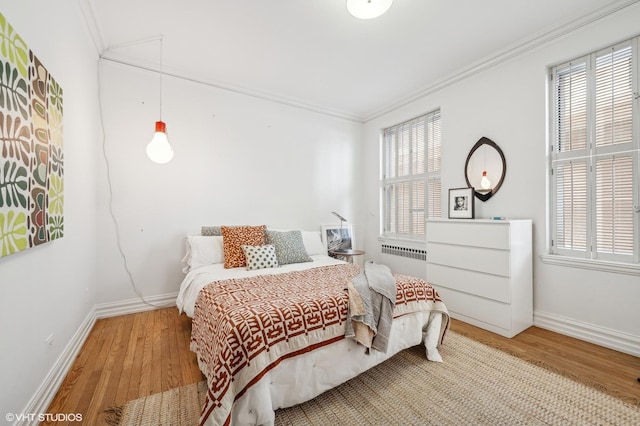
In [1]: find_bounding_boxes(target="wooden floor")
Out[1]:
[44,308,204,425]
[45,307,640,425]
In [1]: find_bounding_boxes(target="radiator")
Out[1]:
[381,244,427,261]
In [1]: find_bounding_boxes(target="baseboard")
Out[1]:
[17,306,97,426]
[94,292,178,319]
[534,310,640,357]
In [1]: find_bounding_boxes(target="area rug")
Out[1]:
[107,331,640,425]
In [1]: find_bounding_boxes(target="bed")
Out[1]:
[176,226,449,426]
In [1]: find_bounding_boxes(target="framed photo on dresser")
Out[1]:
[448,187,475,219]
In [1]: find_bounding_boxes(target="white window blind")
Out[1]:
[382,111,441,239]
[550,38,639,263]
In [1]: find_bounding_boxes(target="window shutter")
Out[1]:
[426,112,441,219]
[595,46,633,148]
[556,61,587,153]
[427,178,441,218]
[595,156,634,256]
[385,129,397,179]
[382,110,441,239]
[550,38,638,263]
[427,112,441,174]
[554,161,588,252]
[553,58,589,254]
[593,44,634,259]
[413,180,425,236]
[413,119,425,175]
[385,184,396,234]
[397,182,410,235]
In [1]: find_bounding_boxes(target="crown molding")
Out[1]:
[79,0,640,124]
[78,0,363,122]
[361,0,640,122]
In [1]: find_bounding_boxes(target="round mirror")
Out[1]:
[464,137,506,202]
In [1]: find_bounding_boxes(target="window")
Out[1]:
[550,38,639,264]
[382,111,441,240]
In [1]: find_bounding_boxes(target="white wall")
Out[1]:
[96,61,363,304]
[0,0,99,418]
[362,4,640,353]
[0,1,362,416]
[2,0,639,418]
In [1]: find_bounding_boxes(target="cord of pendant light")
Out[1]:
[146,34,174,164]
[159,35,163,122]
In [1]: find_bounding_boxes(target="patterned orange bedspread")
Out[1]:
[190,263,446,426]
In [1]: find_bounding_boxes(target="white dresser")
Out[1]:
[426,219,532,338]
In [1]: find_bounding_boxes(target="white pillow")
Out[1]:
[181,236,224,273]
[302,231,327,256]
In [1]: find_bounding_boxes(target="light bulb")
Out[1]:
[146,121,174,164]
[346,0,393,19]
[480,171,491,190]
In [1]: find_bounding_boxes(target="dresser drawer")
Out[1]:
[427,242,510,276]
[427,263,511,303]
[426,221,510,249]
[435,287,512,331]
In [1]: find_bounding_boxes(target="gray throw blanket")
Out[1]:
[345,261,396,353]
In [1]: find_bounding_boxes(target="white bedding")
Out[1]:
[177,255,447,426]
[176,254,346,317]
[230,310,442,425]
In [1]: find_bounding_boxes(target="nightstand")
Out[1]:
[329,249,365,263]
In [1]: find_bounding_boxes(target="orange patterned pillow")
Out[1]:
[221,225,267,268]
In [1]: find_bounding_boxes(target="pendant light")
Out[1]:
[480,171,491,190]
[346,0,393,19]
[146,36,174,164]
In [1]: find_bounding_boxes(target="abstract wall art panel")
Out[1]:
[0,13,63,258]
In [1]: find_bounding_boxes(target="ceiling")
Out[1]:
[85,0,636,122]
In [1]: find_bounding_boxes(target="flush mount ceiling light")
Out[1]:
[346,0,393,19]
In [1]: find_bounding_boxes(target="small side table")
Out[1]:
[329,249,365,263]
